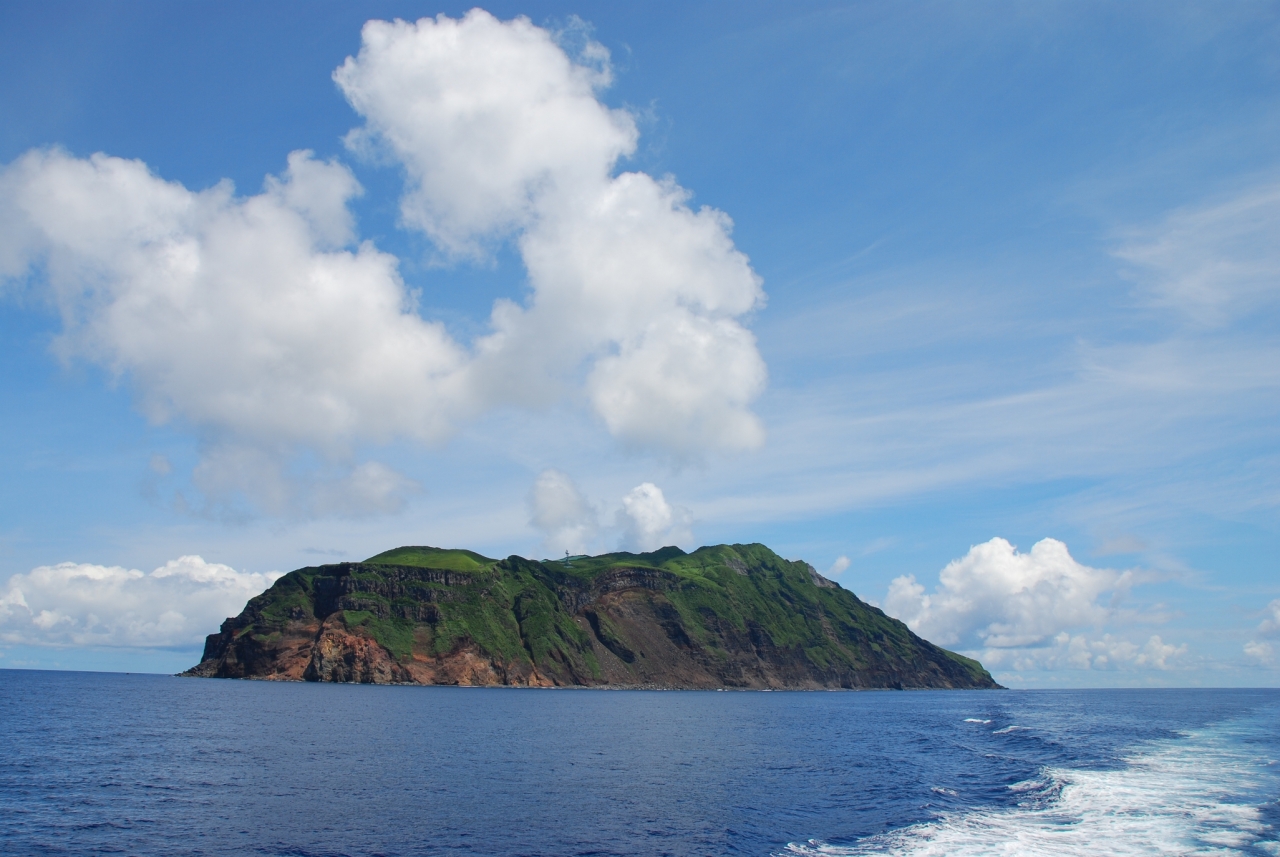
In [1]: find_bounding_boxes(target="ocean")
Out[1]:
[0,671,1276,856]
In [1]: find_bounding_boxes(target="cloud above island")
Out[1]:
[0,9,766,516]
[618,482,692,553]
[529,469,599,557]
[528,470,692,556]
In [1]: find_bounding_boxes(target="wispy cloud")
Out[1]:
[1115,183,1280,326]
[681,179,1280,537]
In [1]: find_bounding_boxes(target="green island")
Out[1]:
[185,543,1000,689]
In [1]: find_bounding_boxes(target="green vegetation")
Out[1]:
[344,612,416,660]
[364,546,496,571]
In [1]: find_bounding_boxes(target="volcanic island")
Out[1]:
[184,543,1000,689]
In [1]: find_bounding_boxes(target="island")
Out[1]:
[184,543,1000,689]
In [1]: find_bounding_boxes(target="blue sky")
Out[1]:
[1,1,1277,686]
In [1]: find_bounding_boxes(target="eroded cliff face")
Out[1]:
[184,544,1000,689]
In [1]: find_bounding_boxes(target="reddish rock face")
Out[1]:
[304,616,413,684]
[189,612,553,687]
[185,618,320,682]
[399,646,555,688]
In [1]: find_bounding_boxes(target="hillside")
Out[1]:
[184,543,999,689]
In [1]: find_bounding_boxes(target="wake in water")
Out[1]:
[786,713,1280,857]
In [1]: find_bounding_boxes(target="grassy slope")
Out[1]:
[363,546,495,570]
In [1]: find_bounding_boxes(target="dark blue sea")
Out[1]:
[1,672,1277,856]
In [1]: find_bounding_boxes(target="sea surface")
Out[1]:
[1,671,1277,856]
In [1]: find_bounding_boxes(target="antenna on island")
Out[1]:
[564,549,571,567]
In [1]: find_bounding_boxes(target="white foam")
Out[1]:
[784,715,1280,857]
[964,718,992,725]
[992,725,1025,734]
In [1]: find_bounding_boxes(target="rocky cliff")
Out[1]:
[184,543,999,689]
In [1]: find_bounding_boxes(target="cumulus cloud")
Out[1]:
[335,10,635,255]
[0,148,470,447]
[337,10,767,454]
[885,537,1132,649]
[827,556,851,577]
[0,9,768,515]
[0,557,279,649]
[1115,183,1280,326]
[618,482,691,552]
[529,469,598,556]
[883,537,1182,672]
[528,471,693,555]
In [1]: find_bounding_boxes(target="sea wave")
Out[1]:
[784,714,1280,857]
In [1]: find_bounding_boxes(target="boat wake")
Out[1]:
[785,712,1280,857]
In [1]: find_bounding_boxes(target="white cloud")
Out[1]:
[338,10,767,457]
[827,555,850,576]
[583,309,766,453]
[618,482,691,552]
[882,537,1186,674]
[0,557,280,649]
[527,471,694,555]
[0,147,468,451]
[335,10,635,256]
[1115,183,1280,326]
[1244,640,1274,665]
[0,10,768,514]
[981,632,1187,672]
[885,537,1132,649]
[529,469,597,556]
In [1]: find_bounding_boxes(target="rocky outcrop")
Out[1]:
[184,543,1001,689]
[303,615,412,684]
